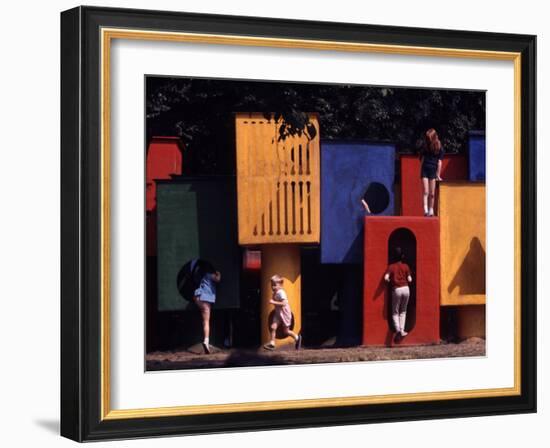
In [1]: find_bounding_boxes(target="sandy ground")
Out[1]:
[146,338,485,371]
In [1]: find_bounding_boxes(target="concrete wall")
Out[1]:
[439,182,486,306]
[321,141,395,264]
[363,216,440,346]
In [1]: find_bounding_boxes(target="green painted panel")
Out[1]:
[157,178,240,311]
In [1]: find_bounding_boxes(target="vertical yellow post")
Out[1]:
[456,305,486,339]
[261,245,302,347]
[235,113,318,347]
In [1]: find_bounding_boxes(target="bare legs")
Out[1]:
[421,177,437,216]
[265,322,300,350]
[194,297,211,352]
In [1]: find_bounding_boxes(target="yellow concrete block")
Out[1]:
[439,182,486,305]
[235,113,320,245]
[260,245,302,347]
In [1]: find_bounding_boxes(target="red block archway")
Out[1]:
[363,216,440,346]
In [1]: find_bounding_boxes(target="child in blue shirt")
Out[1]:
[192,260,221,354]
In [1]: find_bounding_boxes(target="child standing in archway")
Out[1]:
[384,247,413,340]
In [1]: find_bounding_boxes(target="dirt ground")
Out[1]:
[146,338,485,371]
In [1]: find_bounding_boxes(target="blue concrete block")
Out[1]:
[468,131,486,182]
[321,141,395,264]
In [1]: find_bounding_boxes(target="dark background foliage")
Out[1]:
[146,77,485,175]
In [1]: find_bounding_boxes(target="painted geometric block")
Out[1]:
[363,216,440,346]
[321,141,395,264]
[156,178,240,311]
[146,136,183,212]
[242,248,261,271]
[468,131,486,182]
[439,183,486,306]
[235,113,320,245]
[456,305,486,339]
[400,154,468,216]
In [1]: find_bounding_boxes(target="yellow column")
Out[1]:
[456,305,486,339]
[260,244,302,347]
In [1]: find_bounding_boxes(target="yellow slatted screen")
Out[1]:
[235,113,320,245]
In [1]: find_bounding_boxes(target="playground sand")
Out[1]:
[146,337,485,371]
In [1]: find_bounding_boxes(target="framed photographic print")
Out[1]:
[60,6,536,442]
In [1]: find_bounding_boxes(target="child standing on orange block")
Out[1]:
[420,128,444,216]
[384,247,413,340]
[263,275,302,351]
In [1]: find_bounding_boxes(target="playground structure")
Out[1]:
[363,217,440,346]
[147,119,486,350]
[235,113,321,346]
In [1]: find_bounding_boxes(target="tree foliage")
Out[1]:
[146,77,485,175]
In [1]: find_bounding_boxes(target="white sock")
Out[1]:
[399,313,407,333]
[428,207,434,216]
[203,337,209,345]
[392,314,401,333]
[423,194,428,214]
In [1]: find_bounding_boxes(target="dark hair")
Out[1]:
[424,128,442,155]
[394,247,405,262]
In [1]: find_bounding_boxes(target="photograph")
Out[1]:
[144,76,487,371]
[59,5,537,441]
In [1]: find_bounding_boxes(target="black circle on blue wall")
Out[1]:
[362,182,390,214]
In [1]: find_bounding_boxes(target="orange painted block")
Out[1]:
[456,305,486,339]
[260,245,301,347]
[439,183,486,306]
[235,113,320,245]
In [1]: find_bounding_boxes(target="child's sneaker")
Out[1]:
[295,335,302,350]
[263,342,276,351]
[202,342,211,354]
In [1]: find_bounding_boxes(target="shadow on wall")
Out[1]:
[448,237,486,295]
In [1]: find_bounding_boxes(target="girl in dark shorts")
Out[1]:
[420,128,444,216]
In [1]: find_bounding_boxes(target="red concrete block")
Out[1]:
[363,216,440,346]
[400,154,468,216]
[243,248,261,271]
[146,137,183,212]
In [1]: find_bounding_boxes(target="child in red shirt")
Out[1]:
[384,247,413,339]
